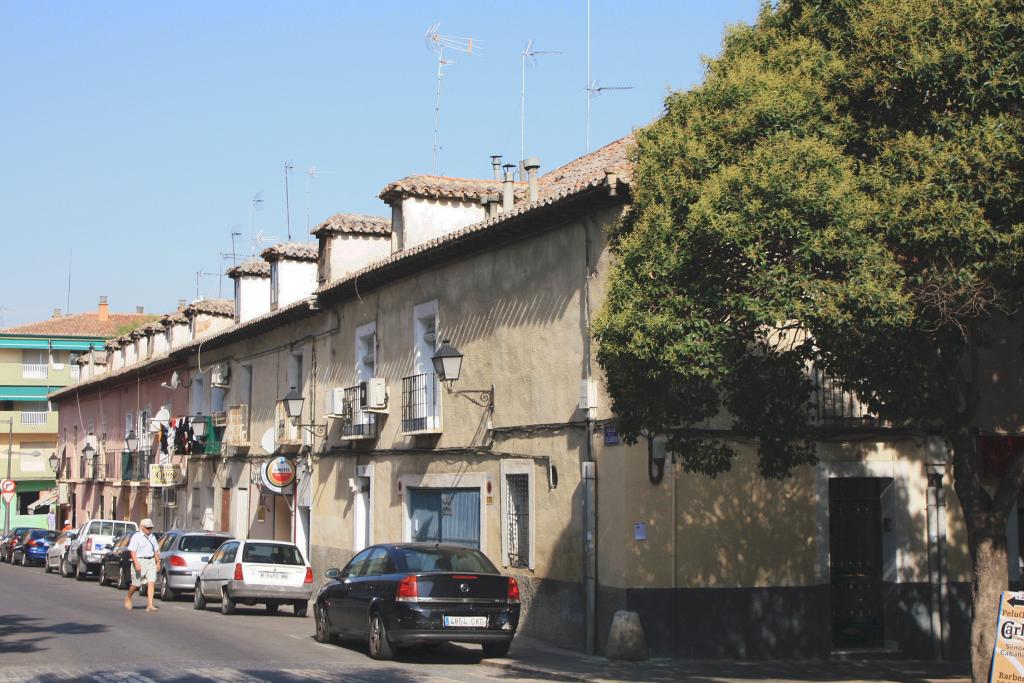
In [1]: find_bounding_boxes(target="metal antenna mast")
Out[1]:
[521,39,561,164]
[305,167,337,234]
[283,160,294,240]
[584,1,631,151]
[195,270,219,301]
[425,22,481,174]
[229,227,243,266]
[250,192,264,255]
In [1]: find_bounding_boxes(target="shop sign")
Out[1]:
[991,591,1024,681]
[149,464,182,487]
[261,456,296,495]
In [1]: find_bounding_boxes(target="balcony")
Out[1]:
[340,386,380,440]
[0,410,58,434]
[812,368,876,427]
[21,363,47,380]
[0,361,76,386]
[120,451,153,482]
[401,372,441,434]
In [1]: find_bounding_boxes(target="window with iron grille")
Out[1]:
[505,474,530,568]
[813,368,874,425]
[402,372,439,432]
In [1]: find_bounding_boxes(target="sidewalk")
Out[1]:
[483,635,972,683]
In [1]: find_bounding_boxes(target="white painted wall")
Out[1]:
[170,323,189,347]
[324,235,390,282]
[235,275,272,323]
[124,344,136,366]
[398,197,486,251]
[275,259,317,309]
[151,332,170,356]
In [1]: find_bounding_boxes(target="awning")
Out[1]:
[26,489,57,513]
[0,386,51,401]
[0,338,105,351]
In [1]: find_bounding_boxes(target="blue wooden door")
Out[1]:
[408,488,480,549]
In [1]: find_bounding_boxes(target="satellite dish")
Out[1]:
[260,427,276,455]
[169,371,181,389]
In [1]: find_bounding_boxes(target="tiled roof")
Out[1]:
[226,258,271,278]
[538,134,634,201]
[73,350,108,366]
[0,312,157,338]
[379,175,526,203]
[185,298,234,317]
[261,242,318,263]
[160,311,188,325]
[311,213,392,237]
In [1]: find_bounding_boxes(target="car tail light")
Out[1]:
[26,540,37,547]
[507,578,520,603]
[85,538,93,551]
[396,575,418,602]
[169,555,187,567]
[303,567,313,584]
[451,575,478,579]
[233,563,243,581]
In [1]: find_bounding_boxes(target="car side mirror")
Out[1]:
[325,568,340,580]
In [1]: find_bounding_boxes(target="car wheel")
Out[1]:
[118,566,129,590]
[368,612,395,661]
[482,641,512,658]
[75,556,87,581]
[98,564,108,586]
[60,555,72,578]
[314,604,335,643]
[220,588,235,615]
[159,573,176,602]
[193,581,207,610]
[20,553,28,567]
[293,602,307,618]
[44,556,52,574]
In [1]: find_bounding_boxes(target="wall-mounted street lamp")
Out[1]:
[431,339,464,388]
[48,452,59,473]
[190,416,208,438]
[82,443,96,462]
[281,388,327,437]
[648,434,667,485]
[125,431,139,452]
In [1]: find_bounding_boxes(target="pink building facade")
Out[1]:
[52,357,189,531]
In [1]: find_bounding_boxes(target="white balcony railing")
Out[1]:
[20,411,49,425]
[22,363,48,379]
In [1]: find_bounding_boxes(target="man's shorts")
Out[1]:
[132,556,157,587]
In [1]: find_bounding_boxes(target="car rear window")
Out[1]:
[395,547,498,574]
[241,543,303,565]
[179,535,228,553]
[30,530,57,540]
[88,521,136,537]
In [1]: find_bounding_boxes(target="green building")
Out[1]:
[0,297,151,531]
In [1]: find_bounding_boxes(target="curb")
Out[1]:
[480,658,595,682]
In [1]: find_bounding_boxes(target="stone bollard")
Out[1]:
[606,610,648,661]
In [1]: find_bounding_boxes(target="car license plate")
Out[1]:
[258,570,287,582]
[443,616,488,628]
[95,544,107,551]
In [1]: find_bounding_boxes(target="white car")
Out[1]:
[193,539,313,617]
[64,519,139,580]
[44,530,76,574]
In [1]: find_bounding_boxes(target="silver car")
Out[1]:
[154,530,231,601]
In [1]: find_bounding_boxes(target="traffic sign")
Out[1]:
[0,479,14,494]
[1,492,12,506]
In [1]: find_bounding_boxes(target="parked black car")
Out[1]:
[11,529,57,566]
[0,527,41,563]
[98,533,133,589]
[313,543,519,660]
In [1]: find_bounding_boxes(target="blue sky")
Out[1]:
[0,1,760,326]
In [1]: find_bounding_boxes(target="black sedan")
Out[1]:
[98,533,134,589]
[313,543,519,660]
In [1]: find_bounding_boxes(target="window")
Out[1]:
[18,491,40,516]
[354,547,390,577]
[402,301,440,432]
[343,548,372,578]
[241,542,303,565]
[234,280,242,321]
[501,460,535,569]
[22,350,47,379]
[217,542,240,563]
[125,413,133,441]
[393,546,498,574]
[179,535,228,553]
[270,263,279,309]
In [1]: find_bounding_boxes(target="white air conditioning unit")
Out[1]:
[325,388,348,417]
[359,378,388,411]
[211,363,230,388]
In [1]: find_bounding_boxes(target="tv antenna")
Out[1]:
[306,167,337,234]
[195,270,219,301]
[228,227,243,266]
[283,160,294,240]
[251,230,280,256]
[586,79,633,153]
[521,39,561,165]
[424,22,481,174]
[250,191,264,255]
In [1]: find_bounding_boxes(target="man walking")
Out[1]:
[124,518,161,612]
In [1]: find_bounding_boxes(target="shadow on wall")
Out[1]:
[0,614,109,654]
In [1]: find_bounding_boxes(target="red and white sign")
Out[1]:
[1,479,15,506]
[260,457,296,494]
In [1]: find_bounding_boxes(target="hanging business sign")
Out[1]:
[260,456,296,495]
[990,590,1024,681]
[148,464,183,487]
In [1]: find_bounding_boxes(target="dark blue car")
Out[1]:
[12,529,58,567]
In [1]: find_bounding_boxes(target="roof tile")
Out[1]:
[311,213,392,237]
[0,312,157,338]
[260,242,318,263]
[226,258,271,278]
[379,175,526,203]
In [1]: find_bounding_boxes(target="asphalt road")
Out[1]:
[0,559,541,682]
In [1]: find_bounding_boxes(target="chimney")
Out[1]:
[524,157,541,204]
[52,308,61,318]
[97,296,109,322]
[502,164,516,212]
[136,306,144,314]
[490,155,503,181]
[480,193,500,219]
[177,299,186,311]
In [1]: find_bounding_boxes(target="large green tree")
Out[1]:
[594,1,1024,678]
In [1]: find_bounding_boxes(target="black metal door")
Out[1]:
[829,477,885,648]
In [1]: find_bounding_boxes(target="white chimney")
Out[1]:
[226,259,271,323]
[502,164,516,212]
[524,157,541,204]
[262,243,318,311]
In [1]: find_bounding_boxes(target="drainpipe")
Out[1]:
[926,463,950,659]
[581,213,599,655]
[524,157,541,204]
[502,164,516,213]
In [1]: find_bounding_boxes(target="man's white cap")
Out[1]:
[140,518,154,528]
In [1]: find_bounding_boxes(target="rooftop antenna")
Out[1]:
[425,22,481,174]
[66,248,72,315]
[195,270,219,301]
[229,227,243,266]
[586,77,634,152]
[283,160,294,241]
[251,230,280,256]
[521,39,561,166]
[250,191,264,255]
[305,167,337,235]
